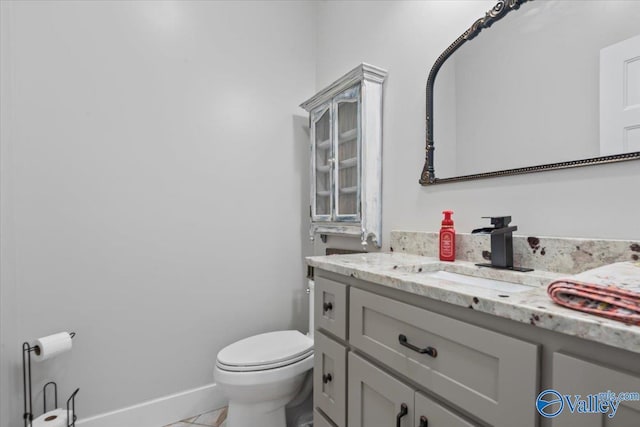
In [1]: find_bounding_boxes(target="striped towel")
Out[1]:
[547,262,640,325]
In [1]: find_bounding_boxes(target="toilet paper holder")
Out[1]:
[22,333,79,427]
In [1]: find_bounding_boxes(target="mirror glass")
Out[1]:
[433,0,640,180]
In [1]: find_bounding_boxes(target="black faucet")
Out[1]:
[472,216,533,272]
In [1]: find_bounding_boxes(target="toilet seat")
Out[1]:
[216,330,313,372]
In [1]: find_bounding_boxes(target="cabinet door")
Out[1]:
[311,104,333,221]
[552,353,640,426]
[348,353,414,427]
[314,332,347,427]
[414,392,478,427]
[333,85,360,222]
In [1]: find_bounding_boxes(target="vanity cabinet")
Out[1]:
[313,275,539,427]
[551,353,640,426]
[300,63,387,247]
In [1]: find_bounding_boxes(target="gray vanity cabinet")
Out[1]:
[313,273,540,427]
[349,287,539,427]
[552,353,640,427]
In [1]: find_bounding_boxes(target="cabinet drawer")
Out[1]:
[315,276,348,340]
[349,288,539,427]
[415,392,477,427]
[314,331,347,427]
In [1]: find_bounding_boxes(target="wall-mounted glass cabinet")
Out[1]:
[301,63,387,247]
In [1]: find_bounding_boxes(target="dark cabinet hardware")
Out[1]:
[419,416,428,427]
[398,334,437,358]
[322,373,333,384]
[323,302,333,312]
[396,403,408,427]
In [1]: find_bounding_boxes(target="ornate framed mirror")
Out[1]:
[420,0,640,185]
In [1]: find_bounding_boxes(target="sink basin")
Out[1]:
[420,270,533,293]
[384,264,438,274]
[378,257,551,289]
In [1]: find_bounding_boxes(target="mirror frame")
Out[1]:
[419,0,640,185]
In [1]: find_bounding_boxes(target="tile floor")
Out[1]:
[164,406,227,427]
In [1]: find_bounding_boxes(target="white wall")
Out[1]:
[3,1,640,425]
[313,0,640,257]
[0,1,315,424]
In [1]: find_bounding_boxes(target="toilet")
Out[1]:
[214,282,314,427]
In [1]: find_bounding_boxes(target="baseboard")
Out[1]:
[76,383,225,427]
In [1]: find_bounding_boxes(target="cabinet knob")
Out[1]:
[419,416,428,427]
[322,373,333,384]
[323,302,333,312]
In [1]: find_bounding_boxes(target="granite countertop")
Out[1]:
[306,252,640,354]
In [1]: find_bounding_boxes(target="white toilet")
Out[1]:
[214,282,314,427]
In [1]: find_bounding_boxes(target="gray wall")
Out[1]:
[312,0,640,258]
[0,1,315,424]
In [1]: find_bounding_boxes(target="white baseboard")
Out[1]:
[76,383,225,427]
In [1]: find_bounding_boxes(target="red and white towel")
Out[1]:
[547,262,640,325]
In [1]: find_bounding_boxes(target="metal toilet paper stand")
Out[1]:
[22,333,79,427]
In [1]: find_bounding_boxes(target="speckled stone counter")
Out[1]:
[306,252,640,354]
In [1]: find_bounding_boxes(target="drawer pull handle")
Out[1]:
[322,373,333,384]
[323,302,333,312]
[396,403,408,427]
[398,334,438,358]
[419,416,428,427]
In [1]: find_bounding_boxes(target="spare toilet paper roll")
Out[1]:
[32,332,73,362]
[32,408,68,427]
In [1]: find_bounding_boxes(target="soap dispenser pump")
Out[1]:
[439,210,456,261]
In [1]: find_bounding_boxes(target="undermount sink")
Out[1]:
[419,270,534,293]
[384,262,542,292]
[384,263,437,274]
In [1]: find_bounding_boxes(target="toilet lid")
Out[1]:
[216,330,313,370]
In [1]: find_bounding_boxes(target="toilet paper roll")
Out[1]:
[32,332,73,362]
[32,408,68,427]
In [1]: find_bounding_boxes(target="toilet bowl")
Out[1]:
[214,282,315,427]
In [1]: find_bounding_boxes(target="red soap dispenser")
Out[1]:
[439,210,456,261]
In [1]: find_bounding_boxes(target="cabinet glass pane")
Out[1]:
[315,109,332,217]
[336,99,359,218]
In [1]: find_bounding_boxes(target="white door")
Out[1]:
[600,33,640,155]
